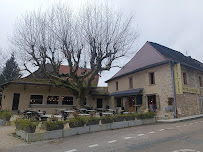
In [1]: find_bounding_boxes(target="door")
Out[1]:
[12,93,20,110]
[97,98,103,108]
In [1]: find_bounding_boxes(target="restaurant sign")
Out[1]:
[174,63,183,94]
[182,86,200,94]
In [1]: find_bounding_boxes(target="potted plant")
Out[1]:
[101,116,113,124]
[42,120,65,131]
[112,114,125,122]
[87,117,100,125]
[0,110,12,121]
[68,116,88,128]
[124,113,135,121]
[14,119,39,133]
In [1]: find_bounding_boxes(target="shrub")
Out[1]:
[87,117,101,125]
[14,118,39,133]
[100,116,114,124]
[67,116,88,128]
[112,114,125,122]
[136,112,155,119]
[0,110,13,121]
[42,120,65,131]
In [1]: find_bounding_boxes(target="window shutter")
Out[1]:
[142,96,147,109]
[156,95,160,109]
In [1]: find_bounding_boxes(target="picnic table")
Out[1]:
[78,114,90,116]
[102,112,113,116]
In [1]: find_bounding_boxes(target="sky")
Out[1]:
[1,0,203,86]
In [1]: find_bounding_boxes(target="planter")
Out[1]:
[101,118,113,124]
[46,124,64,131]
[125,116,135,121]
[114,117,125,122]
[23,126,36,133]
[87,120,100,126]
[69,122,84,128]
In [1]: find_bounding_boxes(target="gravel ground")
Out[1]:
[0,126,25,152]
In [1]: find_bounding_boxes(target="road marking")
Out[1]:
[167,128,174,130]
[183,125,188,127]
[176,126,181,128]
[159,129,165,131]
[137,134,145,136]
[172,149,200,152]
[200,121,203,123]
[194,122,198,124]
[149,131,155,134]
[88,144,99,148]
[124,137,132,139]
[65,149,77,152]
[108,140,117,143]
[189,123,193,125]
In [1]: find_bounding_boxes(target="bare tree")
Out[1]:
[12,3,138,107]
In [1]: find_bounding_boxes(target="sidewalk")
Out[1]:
[157,114,203,123]
[0,126,24,152]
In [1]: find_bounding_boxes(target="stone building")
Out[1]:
[106,41,203,119]
[1,41,203,119]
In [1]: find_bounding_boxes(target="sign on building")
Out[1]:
[174,63,183,94]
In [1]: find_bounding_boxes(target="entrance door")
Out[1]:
[128,97,135,112]
[97,98,103,108]
[147,95,156,112]
[12,93,20,110]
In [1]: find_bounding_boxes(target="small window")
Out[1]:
[62,96,73,105]
[129,77,133,88]
[30,95,43,104]
[199,76,202,87]
[47,96,59,104]
[116,98,122,107]
[168,98,174,105]
[183,72,187,85]
[116,81,118,91]
[149,72,155,84]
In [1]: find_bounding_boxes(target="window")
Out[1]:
[129,77,133,88]
[199,76,203,87]
[149,72,155,84]
[30,95,43,104]
[116,81,118,91]
[116,98,122,107]
[136,95,142,105]
[47,96,59,104]
[183,72,187,85]
[168,98,174,105]
[62,96,73,105]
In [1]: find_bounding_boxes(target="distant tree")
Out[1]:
[12,3,138,107]
[0,53,22,84]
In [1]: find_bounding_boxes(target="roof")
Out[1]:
[109,88,143,97]
[89,87,109,96]
[106,41,203,82]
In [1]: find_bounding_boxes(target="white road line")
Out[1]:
[176,126,181,128]
[167,128,174,130]
[159,129,165,131]
[200,121,203,123]
[189,123,193,125]
[194,122,198,124]
[108,140,117,143]
[88,144,99,148]
[65,149,77,152]
[183,125,187,127]
[149,131,155,134]
[137,134,145,136]
[124,137,132,139]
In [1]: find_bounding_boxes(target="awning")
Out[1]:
[109,88,143,97]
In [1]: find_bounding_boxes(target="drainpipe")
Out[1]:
[170,61,177,118]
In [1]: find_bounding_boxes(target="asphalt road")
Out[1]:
[4,118,203,152]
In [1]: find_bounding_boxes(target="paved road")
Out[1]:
[4,118,203,152]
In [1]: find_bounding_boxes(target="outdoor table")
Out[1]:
[108,109,116,112]
[78,114,90,116]
[123,112,129,114]
[79,108,87,111]
[97,108,104,112]
[102,112,113,116]
[86,110,95,112]
[54,115,63,118]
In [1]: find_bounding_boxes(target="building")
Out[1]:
[106,41,203,119]
[1,41,203,119]
[0,65,109,113]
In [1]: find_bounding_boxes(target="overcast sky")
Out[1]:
[1,0,203,86]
